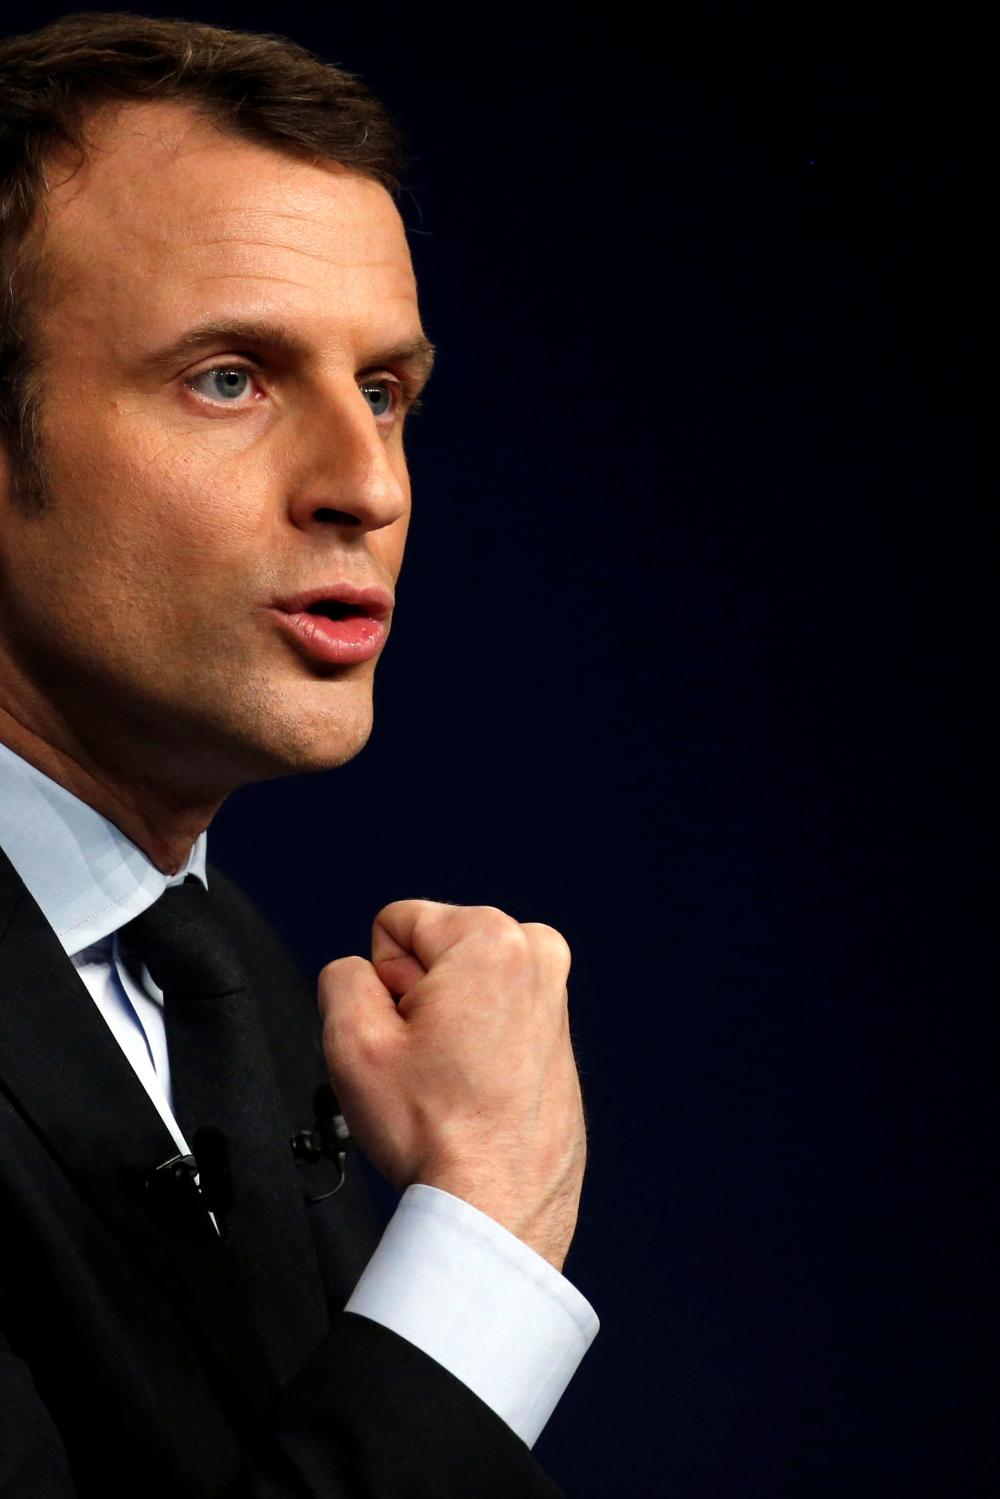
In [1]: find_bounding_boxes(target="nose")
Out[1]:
[285,378,409,535]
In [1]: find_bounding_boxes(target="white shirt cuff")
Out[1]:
[344,1183,599,1447]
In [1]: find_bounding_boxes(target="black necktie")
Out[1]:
[118,875,328,1383]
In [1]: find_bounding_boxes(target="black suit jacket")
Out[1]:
[0,843,564,1497]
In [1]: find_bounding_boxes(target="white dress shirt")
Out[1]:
[0,741,597,1447]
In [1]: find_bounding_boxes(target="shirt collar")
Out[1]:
[0,740,208,958]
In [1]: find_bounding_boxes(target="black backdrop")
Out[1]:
[10,5,992,1494]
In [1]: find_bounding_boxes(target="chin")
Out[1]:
[255,710,374,778]
[194,675,377,787]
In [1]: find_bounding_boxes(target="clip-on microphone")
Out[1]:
[146,1087,351,1221]
[290,1083,353,1202]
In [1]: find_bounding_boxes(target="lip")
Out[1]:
[267,582,394,666]
[271,583,394,619]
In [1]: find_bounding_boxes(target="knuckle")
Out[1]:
[371,898,410,935]
[437,901,485,937]
[498,927,530,964]
[375,896,456,924]
[523,922,572,969]
[324,1008,385,1070]
[477,907,528,954]
[372,898,463,957]
[443,903,525,951]
[352,1017,389,1068]
[318,954,369,991]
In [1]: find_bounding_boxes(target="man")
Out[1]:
[0,13,596,1497]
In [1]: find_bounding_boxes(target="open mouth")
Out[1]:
[303,599,366,620]
[270,592,389,665]
[271,583,394,622]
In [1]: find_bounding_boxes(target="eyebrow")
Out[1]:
[135,318,437,387]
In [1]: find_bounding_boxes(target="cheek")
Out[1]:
[48,416,270,584]
[128,432,271,553]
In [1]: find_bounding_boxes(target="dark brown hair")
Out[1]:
[0,11,405,509]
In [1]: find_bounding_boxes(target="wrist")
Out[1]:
[414,1170,580,1272]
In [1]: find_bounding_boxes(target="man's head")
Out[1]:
[0,13,433,822]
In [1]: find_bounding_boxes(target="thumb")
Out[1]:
[373,953,427,999]
[318,955,403,1070]
[370,919,429,999]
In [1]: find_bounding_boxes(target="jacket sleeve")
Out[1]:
[2,1306,564,1499]
[232,1312,566,1498]
[0,1324,77,1498]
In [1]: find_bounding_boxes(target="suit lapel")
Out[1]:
[0,845,278,1413]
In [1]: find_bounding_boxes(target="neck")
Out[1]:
[0,707,220,876]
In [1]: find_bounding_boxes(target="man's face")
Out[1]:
[0,101,430,798]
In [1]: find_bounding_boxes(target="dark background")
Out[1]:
[18,4,994,1494]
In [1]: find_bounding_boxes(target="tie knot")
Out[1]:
[118,876,247,1001]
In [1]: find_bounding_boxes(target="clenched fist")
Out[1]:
[318,902,587,1272]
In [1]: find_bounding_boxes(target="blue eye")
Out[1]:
[360,381,393,418]
[192,367,251,401]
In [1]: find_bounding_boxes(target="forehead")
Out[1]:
[35,100,418,355]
